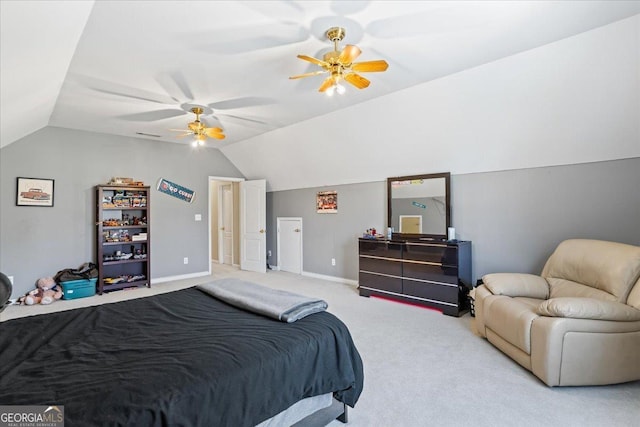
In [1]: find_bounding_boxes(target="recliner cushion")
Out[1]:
[483,273,549,299]
[484,297,540,354]
[541,239,640,302]
[537,297,640,321]
[547,278,617,301]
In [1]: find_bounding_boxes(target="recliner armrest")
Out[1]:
[482,273,549,299]
[537,297,640,321]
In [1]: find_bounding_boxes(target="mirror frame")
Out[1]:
[387,172,451,240]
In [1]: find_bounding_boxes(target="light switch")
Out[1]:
[195,214,202,221]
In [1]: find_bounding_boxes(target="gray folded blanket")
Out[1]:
[197,278,328,323]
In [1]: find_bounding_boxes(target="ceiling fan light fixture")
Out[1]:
[325,82,345,97]
[290,26,388,94]
[172,106,226,144]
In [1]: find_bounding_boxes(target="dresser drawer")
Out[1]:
[402,261,458,284]
[359,271,402,294]
[402,278,459,304]
[359,256,402,276]
[359,240,403,259]
[404,242,458,265]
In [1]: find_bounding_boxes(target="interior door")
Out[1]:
[220,184,233,265]
[240,179,266,273]
[278,217,302,274]
[400,215,422,233]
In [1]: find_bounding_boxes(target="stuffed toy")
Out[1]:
[18,277,63,305]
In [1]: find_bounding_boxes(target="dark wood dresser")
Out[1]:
[358,238,472,316]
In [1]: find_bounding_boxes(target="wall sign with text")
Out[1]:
[156,178,195,203]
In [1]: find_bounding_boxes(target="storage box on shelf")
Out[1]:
[96,185,150,294]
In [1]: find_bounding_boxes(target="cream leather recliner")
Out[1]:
[474,239,640,386]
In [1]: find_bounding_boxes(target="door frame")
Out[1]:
[217,183,233,265]
[208,176,245,274]
[277,217,303,274]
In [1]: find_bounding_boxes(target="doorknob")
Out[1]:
[220,227,225,231]
[259,229,265,233]
[294,228,300,232]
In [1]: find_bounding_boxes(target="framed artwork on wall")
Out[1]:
[16,177,55,207]
[317,190,337,213]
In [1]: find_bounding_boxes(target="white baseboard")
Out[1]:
[151,271,211,284]
[301,271,358,287]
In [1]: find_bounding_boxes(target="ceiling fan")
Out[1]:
[170,107,225,146]
[289,27,388,95]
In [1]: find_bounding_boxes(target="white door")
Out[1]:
[218,184,233,265]
[240,179,266,273]
[277,217,302,274]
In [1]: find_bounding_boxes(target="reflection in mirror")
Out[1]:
[387,172,451,239]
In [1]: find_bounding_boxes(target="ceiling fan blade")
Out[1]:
[155,71,194,103]
[208,97,275,110]
[318,77,335,93]
[205,128,226,140]
[117,109,186,122]
[217,113,269,125]
[174,133,192,138]
[297,54,329,68]
[351,60,389,73]
[169,128,192,132]
[339,45,362,64]
[289,70,328,80]
[344,73,371,89]
[67,72,177,104]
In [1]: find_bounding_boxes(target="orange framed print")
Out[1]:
[16,177,54,207]
[316,190,337,213]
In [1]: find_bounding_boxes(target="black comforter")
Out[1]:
[0,287,364,426]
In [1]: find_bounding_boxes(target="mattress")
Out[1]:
[0,286,364,426]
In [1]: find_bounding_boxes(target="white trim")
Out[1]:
[208,176,245,277]
[151,271,211,284]
[218,183,233,265]
[301,271,358,287]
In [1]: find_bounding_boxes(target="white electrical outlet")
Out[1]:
[183,257,189,264]
[268,250,272,257]
[331,258,336,266]
[194,214,202,221]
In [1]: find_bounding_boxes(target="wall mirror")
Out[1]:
[387,172,451,239]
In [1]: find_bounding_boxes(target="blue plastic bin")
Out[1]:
[60,278,97,300]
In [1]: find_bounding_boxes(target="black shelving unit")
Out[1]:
[96,185,150,294]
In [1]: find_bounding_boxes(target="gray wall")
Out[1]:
[0,127,243,298]
[267,158,640,283]
[2,125,638,297]
[267,182,386,278]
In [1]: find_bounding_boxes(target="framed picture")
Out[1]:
[317,190,337,213]
[16,177,55,207]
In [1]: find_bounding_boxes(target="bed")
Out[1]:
[0,283,364,426]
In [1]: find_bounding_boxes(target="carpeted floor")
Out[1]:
[3,264,639,426]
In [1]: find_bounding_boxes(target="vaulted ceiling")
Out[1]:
[2,1,639,190]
